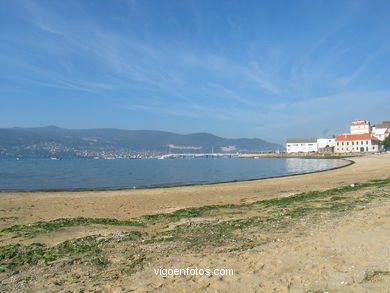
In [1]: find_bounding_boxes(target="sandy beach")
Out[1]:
[0,154,388,226]
[0,153,389,292]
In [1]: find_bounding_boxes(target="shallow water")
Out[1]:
[0,158,348,192]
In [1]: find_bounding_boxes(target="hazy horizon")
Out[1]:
[1,0,389,144]
[0,124,283,144]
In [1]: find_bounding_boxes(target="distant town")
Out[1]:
[1,121,388,160]
[0,127,280,159]
[286,120,390,154]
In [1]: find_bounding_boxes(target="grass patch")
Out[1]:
[0,236,105,272]
[138,178,390,225]
[115,231,143,242]
[0,217,18,221]
[139,203,243,223]
[147,216,272,246]
[362,270,390,282]
[54,235,107,266]
[143,178,390,249]
[0,232,144,272]
[330,196,347,201]
[0,217,143,237]
[0,243,52,272]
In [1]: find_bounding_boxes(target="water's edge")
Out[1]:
[0,158,354,193]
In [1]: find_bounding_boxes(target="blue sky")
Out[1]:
[0,0,389,144]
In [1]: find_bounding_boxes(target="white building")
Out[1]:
[286,138,336,153]
[317,138,336,148]
[350,120,371,134]
[316,138,336,153]
[286,138,318,153]
[335,133,379,153]
[372,121,390,141]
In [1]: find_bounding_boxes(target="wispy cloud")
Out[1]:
[338,45,389,87]
[1,0,389,141]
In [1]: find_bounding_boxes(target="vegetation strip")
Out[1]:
[139,177,390,223]
[0,231,142,272]
[0,178,388,272]
[1,178,389,235]
[0,217,143,237]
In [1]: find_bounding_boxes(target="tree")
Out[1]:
[381,135,390,149]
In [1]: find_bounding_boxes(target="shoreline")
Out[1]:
[0,154,388,226]
[1,154,389,292]
[0,157,352,193]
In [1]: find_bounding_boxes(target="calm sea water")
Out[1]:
[0,158,348,192]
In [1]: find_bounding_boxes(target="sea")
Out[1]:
[0,158,348,192]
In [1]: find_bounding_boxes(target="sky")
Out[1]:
[0,0,389,144]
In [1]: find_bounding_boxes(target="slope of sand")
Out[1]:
[124,196,390,293]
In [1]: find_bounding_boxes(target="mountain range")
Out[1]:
[0,126,282,158]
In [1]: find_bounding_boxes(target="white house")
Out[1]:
[372,121,390,141]
[286,138,318,153]
[334,133,379,153]
[350,120,371,134]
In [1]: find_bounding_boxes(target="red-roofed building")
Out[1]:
[350,120,371,134]
[335,133,379,153]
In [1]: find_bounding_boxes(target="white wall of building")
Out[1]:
[350,121,371,134]
[317,138,335,148]
[372,127,389,141]
[335,139,379,153]
[286,142,318,153]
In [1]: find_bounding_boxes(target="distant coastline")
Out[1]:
[0,126,282,159]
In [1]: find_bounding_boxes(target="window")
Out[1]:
[337,142,339,146]
[347,142,349,145]
[366,140,369,145]
[342,142,344,146]
[352,141,354,145]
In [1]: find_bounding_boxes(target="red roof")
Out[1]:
[336,133,379,141]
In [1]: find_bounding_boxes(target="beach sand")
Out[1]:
[0,153,389,292]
